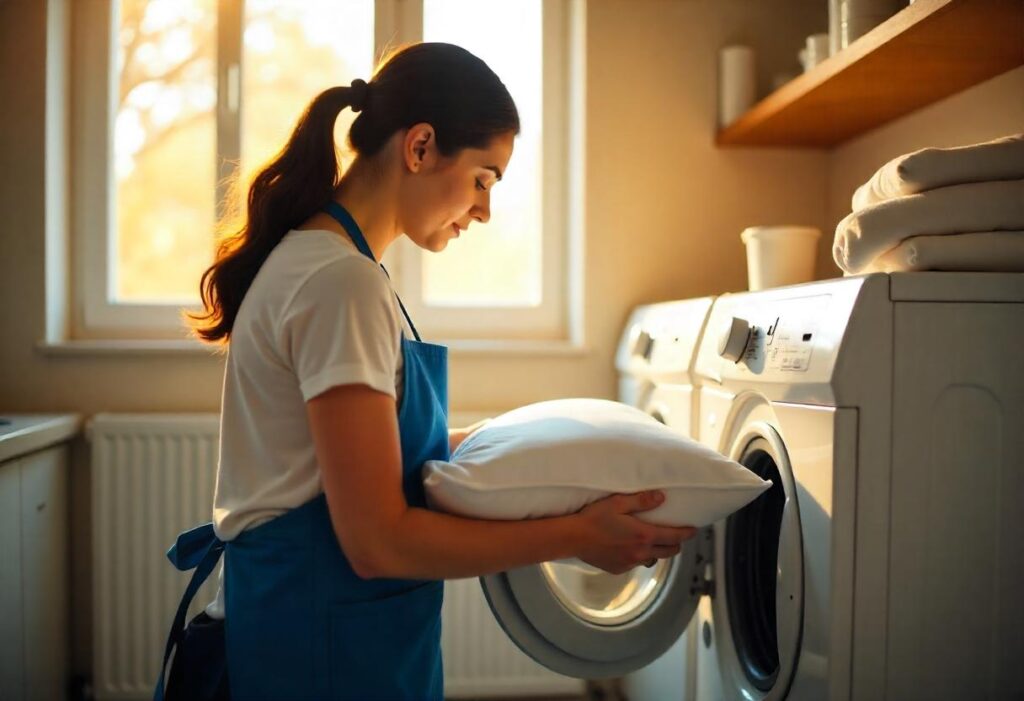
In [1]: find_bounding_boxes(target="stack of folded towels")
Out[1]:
[832,133,1024,275]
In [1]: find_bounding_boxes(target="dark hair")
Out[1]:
[187,42,520,345]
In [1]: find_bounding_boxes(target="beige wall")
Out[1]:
[2,0,1020,686]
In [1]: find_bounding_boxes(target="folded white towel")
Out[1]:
[862,231,1024,273]
[852,133,1024,211]
[833,179,1024,274]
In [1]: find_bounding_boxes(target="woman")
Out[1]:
[158,42,696,701]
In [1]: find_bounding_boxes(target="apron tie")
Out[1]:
[154,523,224,701]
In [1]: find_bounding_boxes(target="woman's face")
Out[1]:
[398,128,515,252]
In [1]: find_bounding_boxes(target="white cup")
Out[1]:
[805,33,830,70]
[740,226,821,291]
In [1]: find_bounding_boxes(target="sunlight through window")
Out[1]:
[113,0,373,304]
[114,1,544,312]
[114,0,216,302]
[423,0,543,307]
[240,1,373,204]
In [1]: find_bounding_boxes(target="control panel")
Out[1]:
[714,294,832,375]
[616,298,715,380]
[694,275,882,404]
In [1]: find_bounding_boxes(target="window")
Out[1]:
[71,0,581,344]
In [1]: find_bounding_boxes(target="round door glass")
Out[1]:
[539,558,671,626]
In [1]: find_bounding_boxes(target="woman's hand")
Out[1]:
[572,491,696,574]
[448,418,492,455]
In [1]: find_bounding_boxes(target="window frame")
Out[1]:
[69,0,582,344]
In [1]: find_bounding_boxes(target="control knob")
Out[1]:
[631,328,654,359]
[718,317,752,363]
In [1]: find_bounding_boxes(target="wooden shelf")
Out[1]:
[716,0,1024,148]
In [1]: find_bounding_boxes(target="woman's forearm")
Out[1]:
[364,507,584,580]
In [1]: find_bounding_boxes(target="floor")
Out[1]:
[449,679,627,701]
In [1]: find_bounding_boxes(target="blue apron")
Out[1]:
[155,202,450,701]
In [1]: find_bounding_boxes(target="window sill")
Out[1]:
[36,339,223,357]
[36,338,591,358]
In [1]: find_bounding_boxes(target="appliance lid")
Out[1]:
[480,537,705,679]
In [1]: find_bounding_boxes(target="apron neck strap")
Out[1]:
[323,201,422,342]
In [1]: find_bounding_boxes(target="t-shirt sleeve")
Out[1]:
[278,256,402,402]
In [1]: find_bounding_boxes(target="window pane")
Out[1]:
[114,0,217,303]
[241,1,374,203]
[423,0,543,307]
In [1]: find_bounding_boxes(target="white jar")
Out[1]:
[740,226,821,290]
[835,0,905,51]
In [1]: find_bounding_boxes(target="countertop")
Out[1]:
[0,414,82,463]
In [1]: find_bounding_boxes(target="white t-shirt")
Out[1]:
[206,227,411,619]
[211,228,411,542]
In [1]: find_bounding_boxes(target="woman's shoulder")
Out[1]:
[275,232,394,308]
[270,230,373,280]
[279,227,360,258]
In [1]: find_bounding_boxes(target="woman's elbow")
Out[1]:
[343,538,404,580]
[349,555,383,580]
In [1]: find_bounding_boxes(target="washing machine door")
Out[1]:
[480,537,704,678]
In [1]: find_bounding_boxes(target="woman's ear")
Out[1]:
[403,123,436,173]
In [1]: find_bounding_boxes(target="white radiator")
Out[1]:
[88,413,220,701]
[87,412,580,701]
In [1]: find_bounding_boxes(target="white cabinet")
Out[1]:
[0,459,25,699]
[0,445,70,701]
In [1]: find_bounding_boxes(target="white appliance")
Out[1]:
[690,272,1024,700]
[479,272,1024,701]
[615,298,716,701]
[614,298,716,432]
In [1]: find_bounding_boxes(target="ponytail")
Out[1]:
[187,85,361,345]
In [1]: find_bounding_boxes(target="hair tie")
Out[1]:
[348,79,369,112]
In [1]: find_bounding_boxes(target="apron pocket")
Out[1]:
[328,581,444,701]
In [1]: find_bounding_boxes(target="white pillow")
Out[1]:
[423,398,772,528]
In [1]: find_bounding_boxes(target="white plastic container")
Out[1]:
[740,225,821,290]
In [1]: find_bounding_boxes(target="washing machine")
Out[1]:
[478,272,1023,701]
[690,272,1024,701]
